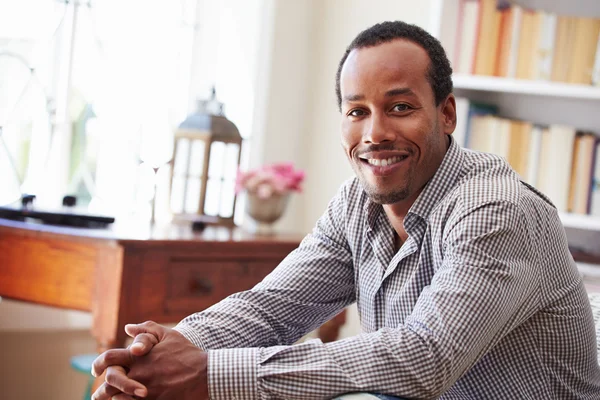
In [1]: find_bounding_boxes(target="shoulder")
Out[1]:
[456,150,522,207]
[431,149,549,232]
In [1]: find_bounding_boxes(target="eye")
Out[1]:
[391,103,412,112]
[348,109,368,117]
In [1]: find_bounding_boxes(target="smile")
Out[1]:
[358,153,410,177]
[364,155,407,167]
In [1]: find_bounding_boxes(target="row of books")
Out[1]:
[445,0,600,85]
[455,97,600,215]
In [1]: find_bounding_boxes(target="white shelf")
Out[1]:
[453,74,600,101]
[510,0,600,18]
[577,262,600,277]
[560,213,600,231]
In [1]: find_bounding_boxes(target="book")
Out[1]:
[495,117,511,160]
[568,133,596,214]
[464,101,499,148]
[525,125,543,185]
[474,0,502,76]
[589,140,600,216]
[536,125,577,212]
[440,0,462,69]
[468,115,511,159]
[551,16,577,82]
[567,17,600,84]
[506,120,533,179]
[516,10,543,80]
[453,97,471,147]
[535,12,557,80]
[456,0,481,75]
[593,31,600,86]
[495,4,523,77]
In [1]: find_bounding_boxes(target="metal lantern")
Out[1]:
[169,89,242,226]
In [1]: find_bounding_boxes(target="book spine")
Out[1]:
[507,5,523,78]
[537,13,557,80]
[592,30,600,86]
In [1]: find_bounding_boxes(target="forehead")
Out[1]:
[340,39,431,99]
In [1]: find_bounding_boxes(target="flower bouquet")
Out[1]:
[236,162,305,230]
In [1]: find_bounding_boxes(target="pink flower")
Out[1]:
[236,162,305,198]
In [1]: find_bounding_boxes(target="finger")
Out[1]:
[91,382,121,400]
[125,320,166,341]
[104,365,148,398]
[92,349,134,378]
[110,394,137,400]
[128,332,159,357]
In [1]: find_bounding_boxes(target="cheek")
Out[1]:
[399,116,436,155]
[340,119,361,156]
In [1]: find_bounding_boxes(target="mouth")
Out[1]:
[358,152,410,176]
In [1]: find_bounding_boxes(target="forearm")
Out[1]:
[206,326,456,400]
[175,288,352,350]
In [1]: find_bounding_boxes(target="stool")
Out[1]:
[70,354,98,400]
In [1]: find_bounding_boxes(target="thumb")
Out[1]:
[128,332,159,356]
[125,320,165,341]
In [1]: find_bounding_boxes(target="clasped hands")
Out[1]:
[91,321,209,400]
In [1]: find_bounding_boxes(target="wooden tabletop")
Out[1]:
[0,217,305,246]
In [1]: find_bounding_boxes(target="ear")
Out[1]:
[439,94,457,136]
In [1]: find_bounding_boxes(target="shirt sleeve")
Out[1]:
[173,181,355,351]
[200,200,540,399]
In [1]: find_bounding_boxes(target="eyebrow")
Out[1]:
[385,87,415,97]
[342,87,416,103]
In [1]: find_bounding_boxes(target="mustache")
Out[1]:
[355,143,413,158]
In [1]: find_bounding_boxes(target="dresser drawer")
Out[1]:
[164,260,277,315]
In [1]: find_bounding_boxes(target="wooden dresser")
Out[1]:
[0,218,304,354]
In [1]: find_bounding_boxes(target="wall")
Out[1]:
[300,0,435,232]
[258,0,435,234]
[253,0,318,232]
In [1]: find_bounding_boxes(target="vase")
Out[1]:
[245,193,290,234]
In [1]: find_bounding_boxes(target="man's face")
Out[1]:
[340,39,453,205]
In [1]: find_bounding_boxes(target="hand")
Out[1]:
[91,321,209,400]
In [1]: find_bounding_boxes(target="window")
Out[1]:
[0,0,266,225]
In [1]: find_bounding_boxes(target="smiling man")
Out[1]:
[92,21,600,400]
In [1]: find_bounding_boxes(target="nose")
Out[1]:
[363,111,395,144]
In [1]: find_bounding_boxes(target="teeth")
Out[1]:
[366,156,405,166]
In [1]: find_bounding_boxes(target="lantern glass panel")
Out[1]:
[171,175,185,213]
[204,178,221,216]
[208,141,225,179]
[189,140,205,177]
[224,143,239,180]
[173,139,189,175]
[185,177,201,214]
[219,180,235,218]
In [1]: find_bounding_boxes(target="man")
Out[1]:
[92,21,600,399]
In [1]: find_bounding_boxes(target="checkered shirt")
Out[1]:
[175,137,600,399]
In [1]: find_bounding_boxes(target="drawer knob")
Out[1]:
[190,277,213,295]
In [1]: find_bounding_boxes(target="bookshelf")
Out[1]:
[560,212,600,231]
[510,0,600,18]
[452,74,600,132]
[432,0,600,277]
[434,0,600,206]
[453,74,600,100]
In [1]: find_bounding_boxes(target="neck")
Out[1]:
[382,188,422,243]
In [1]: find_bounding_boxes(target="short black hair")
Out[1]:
[335,20,453,111]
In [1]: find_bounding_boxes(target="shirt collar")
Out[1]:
[409,135,464,221]
[363,135,465,227]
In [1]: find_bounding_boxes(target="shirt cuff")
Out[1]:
[208,347,258,400]
[173,322,207,350]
